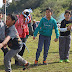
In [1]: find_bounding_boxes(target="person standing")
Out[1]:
[15,11,29,65]
[59,10,72,63]
[32,19,37,31]
[33,8,59,65]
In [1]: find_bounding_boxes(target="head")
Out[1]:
[6,14,16,27]
[0,12,3,19]
[45,7,52,19]
[33,19,36,24]
[64,10,71,21]
[22,9,30,18]
[24,9,30,16]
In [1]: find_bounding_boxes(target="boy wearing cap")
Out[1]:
[0,12,8,56]
[33,8,59,65]
[59,10,72,63]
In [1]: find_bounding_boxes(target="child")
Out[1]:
[0,14,29,72]
[32,19,37,31]
[59,10,72,63]
[0,12,8,56]
[33,8,59,65]
[15,11,29,65]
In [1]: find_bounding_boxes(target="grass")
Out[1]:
[0,30,72,72]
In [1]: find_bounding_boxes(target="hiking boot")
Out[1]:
[23,63,30,70]
[43,61,48,65]
[34,60,38,66]
[64,59,70,63]
[59,60,63,63]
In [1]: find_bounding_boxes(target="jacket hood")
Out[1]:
[43,16,53,20]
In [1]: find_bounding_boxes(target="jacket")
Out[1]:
[15,14,29,38]
[33,16,59,39]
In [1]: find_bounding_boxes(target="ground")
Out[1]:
[0,30,72,72]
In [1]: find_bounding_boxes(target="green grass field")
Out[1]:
[0,30,72,72]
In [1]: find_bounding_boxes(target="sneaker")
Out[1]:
[59,60,63,63]
[64,59,70,63]
[23,63,30,70]
[34,60,38,66]
[43,61,48,65]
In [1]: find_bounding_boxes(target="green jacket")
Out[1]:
[33,16,59,39]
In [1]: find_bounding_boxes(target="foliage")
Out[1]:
[5,0,72,20]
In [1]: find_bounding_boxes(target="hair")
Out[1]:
[46,7,53,13]
[65,10,71,15]
[7,14,16,21]
[7,14,16,24]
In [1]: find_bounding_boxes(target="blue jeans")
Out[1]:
[36,34,51,61]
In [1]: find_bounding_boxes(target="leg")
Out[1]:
[15,38,26,65]
[43,36,51,61]
[18,44,25,56]
[59,37,66,60]
[14,54,27,65]
[1,47,8,56]
[65,36,71,59]
[36,34,44,61]
[4,48,21,72]
[18,38,26,56]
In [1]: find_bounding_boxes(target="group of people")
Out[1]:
[0,7,72,72]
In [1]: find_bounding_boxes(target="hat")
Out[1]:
[24,9,30,13]
[33,19,36,22]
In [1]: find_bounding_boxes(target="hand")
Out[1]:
[33,36,35,40]
[54,38,58,42]
[4,44,7,48]
[67,25,71,30]
[0,43,3,49]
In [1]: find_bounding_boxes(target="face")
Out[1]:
[6,16,15,27]
[46,10,52,18]
[64,13,71,21]
[0,13,2,19]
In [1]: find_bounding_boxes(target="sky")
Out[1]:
[0,0,12,8]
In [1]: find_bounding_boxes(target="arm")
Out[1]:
[67,25,72,31]
[53,20,59,39]
[60,27,67,32]
[0,36,11,49]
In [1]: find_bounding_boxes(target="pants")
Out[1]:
[15,38,26,64]
[59,36,71,60]
[36,34,51,61]
[28,23,33,36]
[4,48,27,72]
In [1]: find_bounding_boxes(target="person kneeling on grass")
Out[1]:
[33,7,59,66]
[0,14,29,72]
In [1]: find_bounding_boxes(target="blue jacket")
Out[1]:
[33,16,59,38]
